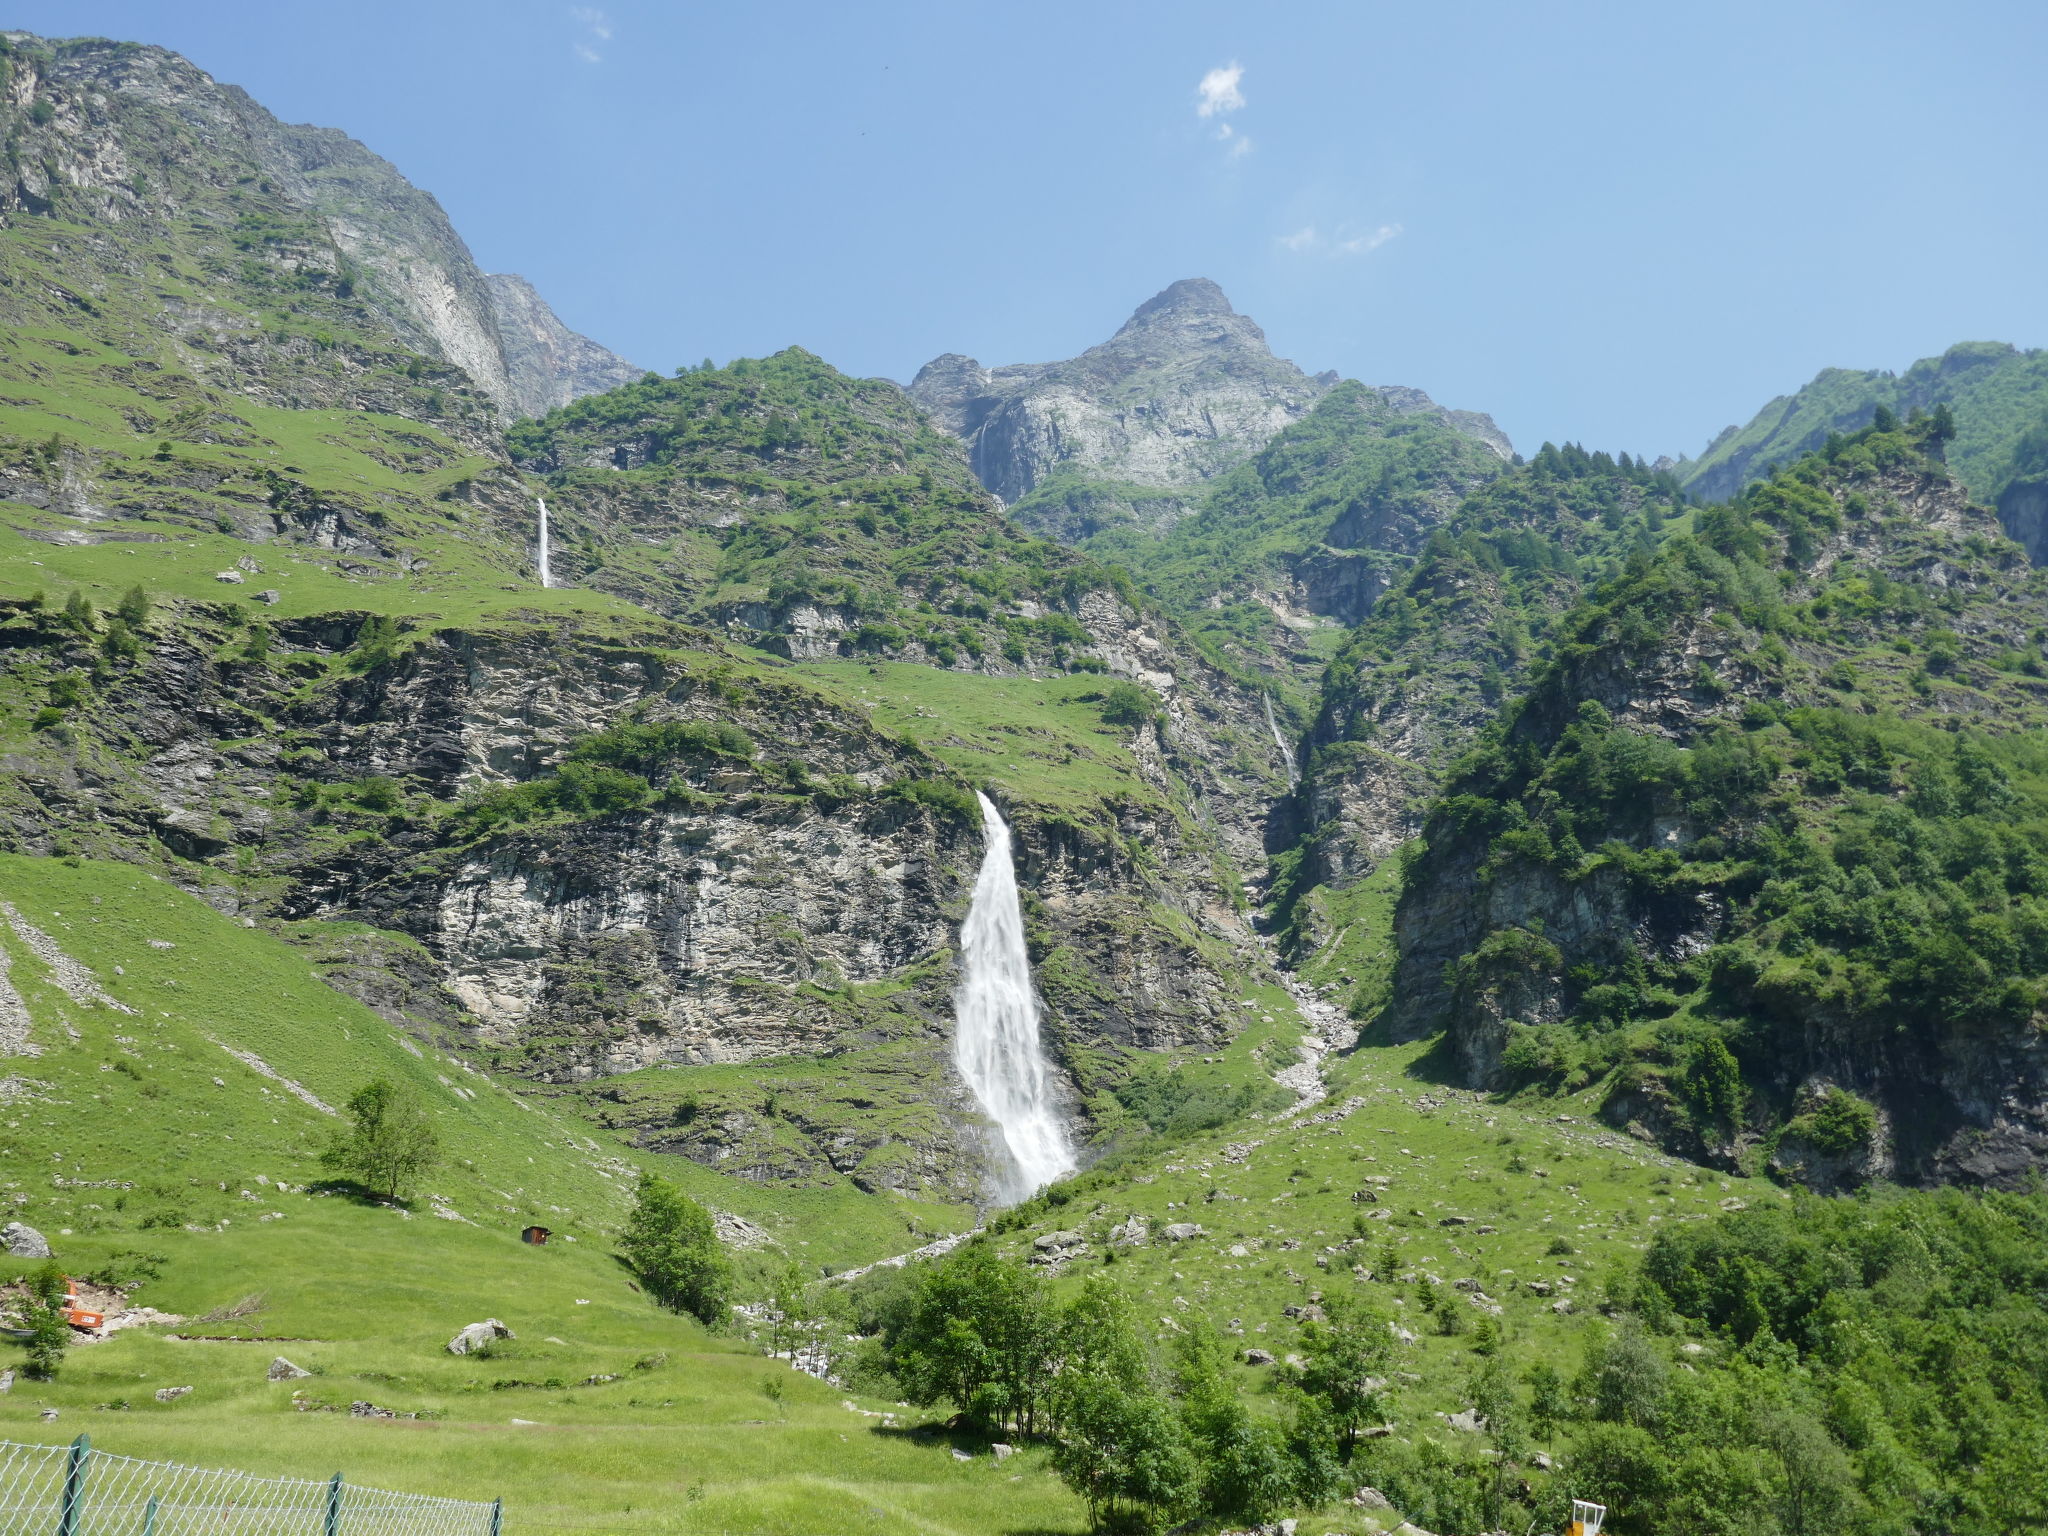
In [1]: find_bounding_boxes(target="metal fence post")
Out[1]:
[325,1472,344,1536]
[142,1495,159,1536]
[490,1498,503,1536]
[57,1434,89,1536]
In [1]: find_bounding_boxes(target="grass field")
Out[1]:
[0,853,1093,1533]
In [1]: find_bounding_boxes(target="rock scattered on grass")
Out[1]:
[447,1318,514,1355]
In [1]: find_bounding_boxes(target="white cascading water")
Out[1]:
[954,791,1075,1203]
[1264,693,1300,788]
[536,496,553,589]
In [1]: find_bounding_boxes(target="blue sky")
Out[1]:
[19,0,2048,460]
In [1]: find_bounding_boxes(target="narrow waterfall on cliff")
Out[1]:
[955,791,1075,1203]
[536,495,553,589]
[1264,693,1300,789]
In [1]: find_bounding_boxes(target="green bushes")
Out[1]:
[1109,1060,1287,1139]
[882,777,978,822]
[1598,1186,2048,1534]
[1095,680,1156,728]
[883,1245,1344,1532]
[1784,1088,1876,1155]
[566,719,754,771]
[619,1173,730,1326]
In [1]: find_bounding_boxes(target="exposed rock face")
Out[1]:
[0,31,625,419]
[910,279,1332,506]
[1998,479,2048,564]
[909,277,1511,546]
[485,274,642,419]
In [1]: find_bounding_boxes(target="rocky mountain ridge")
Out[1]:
[910,278,1511,542]
[0,31,636,421]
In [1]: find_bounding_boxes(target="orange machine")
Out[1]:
[60,1279,103,1331]
[1568,1500,1607,1536]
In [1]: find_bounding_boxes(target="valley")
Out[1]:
[1,23,2047,1536]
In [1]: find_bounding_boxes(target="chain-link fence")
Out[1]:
[0,1438,501,1536]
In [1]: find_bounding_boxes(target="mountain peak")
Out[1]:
[1119,277,1236,331]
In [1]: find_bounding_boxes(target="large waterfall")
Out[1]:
[954,791,1074,1203]
[536,496,553,589]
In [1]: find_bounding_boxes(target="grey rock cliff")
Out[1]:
[910,279,1338,510]
[485,274,642,419]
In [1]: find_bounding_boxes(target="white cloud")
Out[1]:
[570,5,610,62]
[1196,63,1244,118]
[1337,223,1403,255]
[1227,133,1254,160]
[1278,222,1404,257]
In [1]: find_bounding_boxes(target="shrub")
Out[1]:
[883,778,977,822]
[321,1078,440,1201]
[620,1173,730,1325]
[1097,680,1156,728]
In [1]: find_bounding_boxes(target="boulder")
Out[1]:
[1351,1487,1393,1509]
[992,1443,1015,1462]
[2,1222,51,1258]
[1162,1222,1205,1242]
[268,1356,311,1382]
[154,1386,192,1402]
[0,1368,13,1393]
[1033,1230,1084,1251]
[1108,1217,1148,1248]
[1243,1348,1276,1365]
[950,1448,972,1462]
[1550,1298,1574,1315]
[447,1318,514,1355]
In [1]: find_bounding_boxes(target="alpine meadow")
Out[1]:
[4,14,2048,1536]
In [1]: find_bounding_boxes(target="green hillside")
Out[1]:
[1681,342,2048,505]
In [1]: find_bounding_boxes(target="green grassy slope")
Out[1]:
[1071,384,1508,695]
[0,853,1093,1532]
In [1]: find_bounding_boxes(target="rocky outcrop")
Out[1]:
[485,274,642,419]
[1998,478,2048,564]
[910,279,1510,540]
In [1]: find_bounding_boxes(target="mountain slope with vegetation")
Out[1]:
[1390,415,2048,1184]
[1681,341,2048,506]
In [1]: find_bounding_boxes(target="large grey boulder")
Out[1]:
[268,1356,312,1381]
[2,1222,50,1258]
[1162,1222,1205,1242]
[446,1318,514,1355]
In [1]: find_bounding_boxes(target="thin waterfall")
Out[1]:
[536,495,552,589]
[954,791,1074,1203]
[1264,693,1300,789]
